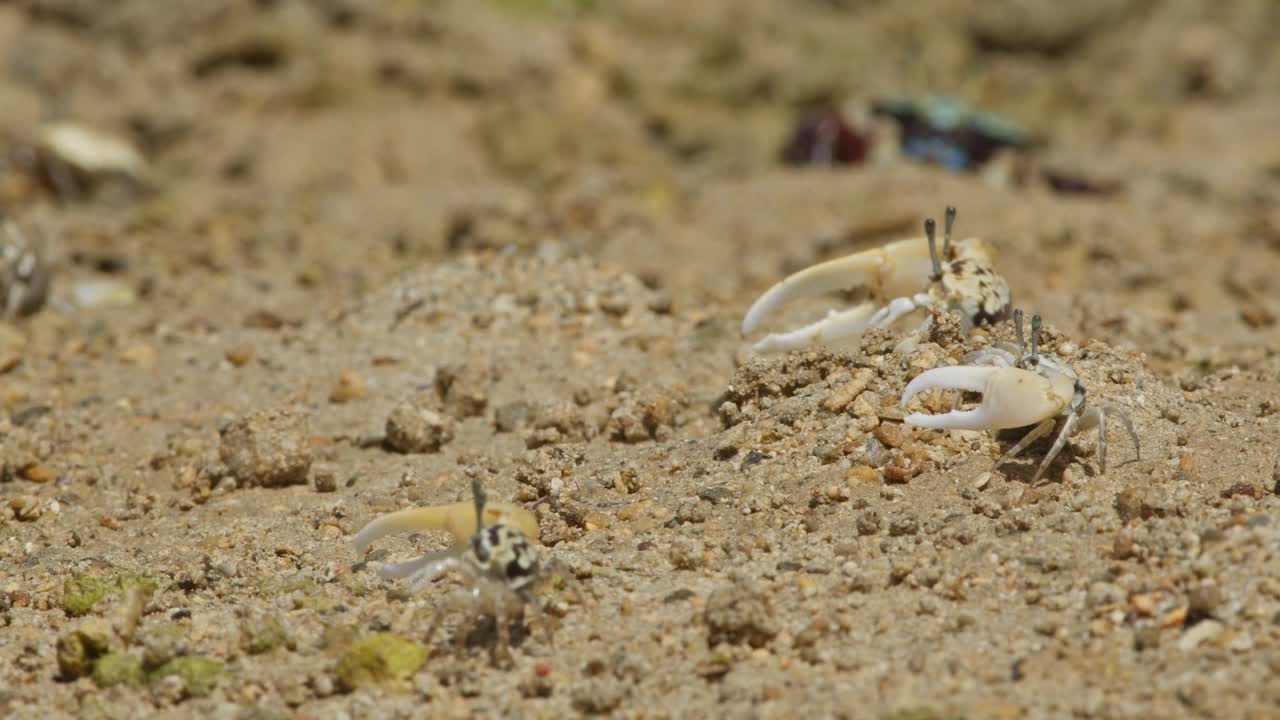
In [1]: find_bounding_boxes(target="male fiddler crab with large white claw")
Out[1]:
[742,206,1011,352]
[355,478,564,662]
[900,309,1141,483]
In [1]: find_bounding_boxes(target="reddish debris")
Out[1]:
[1220,482,1264,500]
[781,110,871,167]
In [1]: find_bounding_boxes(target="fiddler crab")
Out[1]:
[900,309,1140,483]
[742,206,1011,352]
[3,122,149,204]
[1,214,50,321]
[355,478,558,661]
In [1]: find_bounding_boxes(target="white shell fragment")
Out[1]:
[41,122,147,179]
[73,279,137,309]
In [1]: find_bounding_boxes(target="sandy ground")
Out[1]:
[2,1,1280,718]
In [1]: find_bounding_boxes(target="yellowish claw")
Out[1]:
[354,500,540,556]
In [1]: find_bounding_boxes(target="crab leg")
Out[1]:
[742,237,937,344]
[901,365,1066,431]
[1031,412,1080,483]
[1076,404,1141,473]
[493,583,511,664]
[992,417,1056,468]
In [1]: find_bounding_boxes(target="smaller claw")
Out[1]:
[751,302,877,353]
[378,548,463,592]
[902,365,1067,431]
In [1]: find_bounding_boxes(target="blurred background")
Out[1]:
[2,0,1278,358]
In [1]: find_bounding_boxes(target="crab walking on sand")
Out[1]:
[1,215,50,320]
[900,310,1140,483]
[742,206,1011,352]
[355,479,546,659]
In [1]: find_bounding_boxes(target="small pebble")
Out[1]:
[703,575,778,647]
[873,423,907,449]
[1129,593,1157,617]
[119,344,156,367]
[330,369,368,403]
[225,346,254,367]
[10,495,41,521]
[19,462,53,483]
[887,514,919,536]
[385,396,454,453]
[1187,584,1221,618]
[219,408,312,488]
[823,484,849,502]
[847,465,880,483]
[1178,619,1224,651]
[1133,625,1161,651]
[822,369,873,413]
[313,465,338,493]
[495,401,531,432]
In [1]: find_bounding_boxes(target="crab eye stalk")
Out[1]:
[925,218,942,280]
[471,477,487,530]
[1013,308,1025,353]
[943,206,956,259]
[1030,314,1042,360]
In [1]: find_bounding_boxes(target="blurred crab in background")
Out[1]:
[1,122,149,206]
[871,96,1031,172]
[1,214,50,320]
[780,99,1115,196]
[742,206,1011,352]
[901,310,1140,483]
[356,478,568,662]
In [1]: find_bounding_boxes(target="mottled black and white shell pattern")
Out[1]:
[1,218,50,320]
[938,246,1011,329]
[466,523,541,590]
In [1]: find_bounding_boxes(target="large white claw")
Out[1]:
[901,366,1067,431]
[742,237,935,339]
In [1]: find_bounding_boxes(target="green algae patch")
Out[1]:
[62,573,158,617]
[335,633,428,691]
[56,619,115,679]
[150,656,224,698]
[92,653,145,689]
